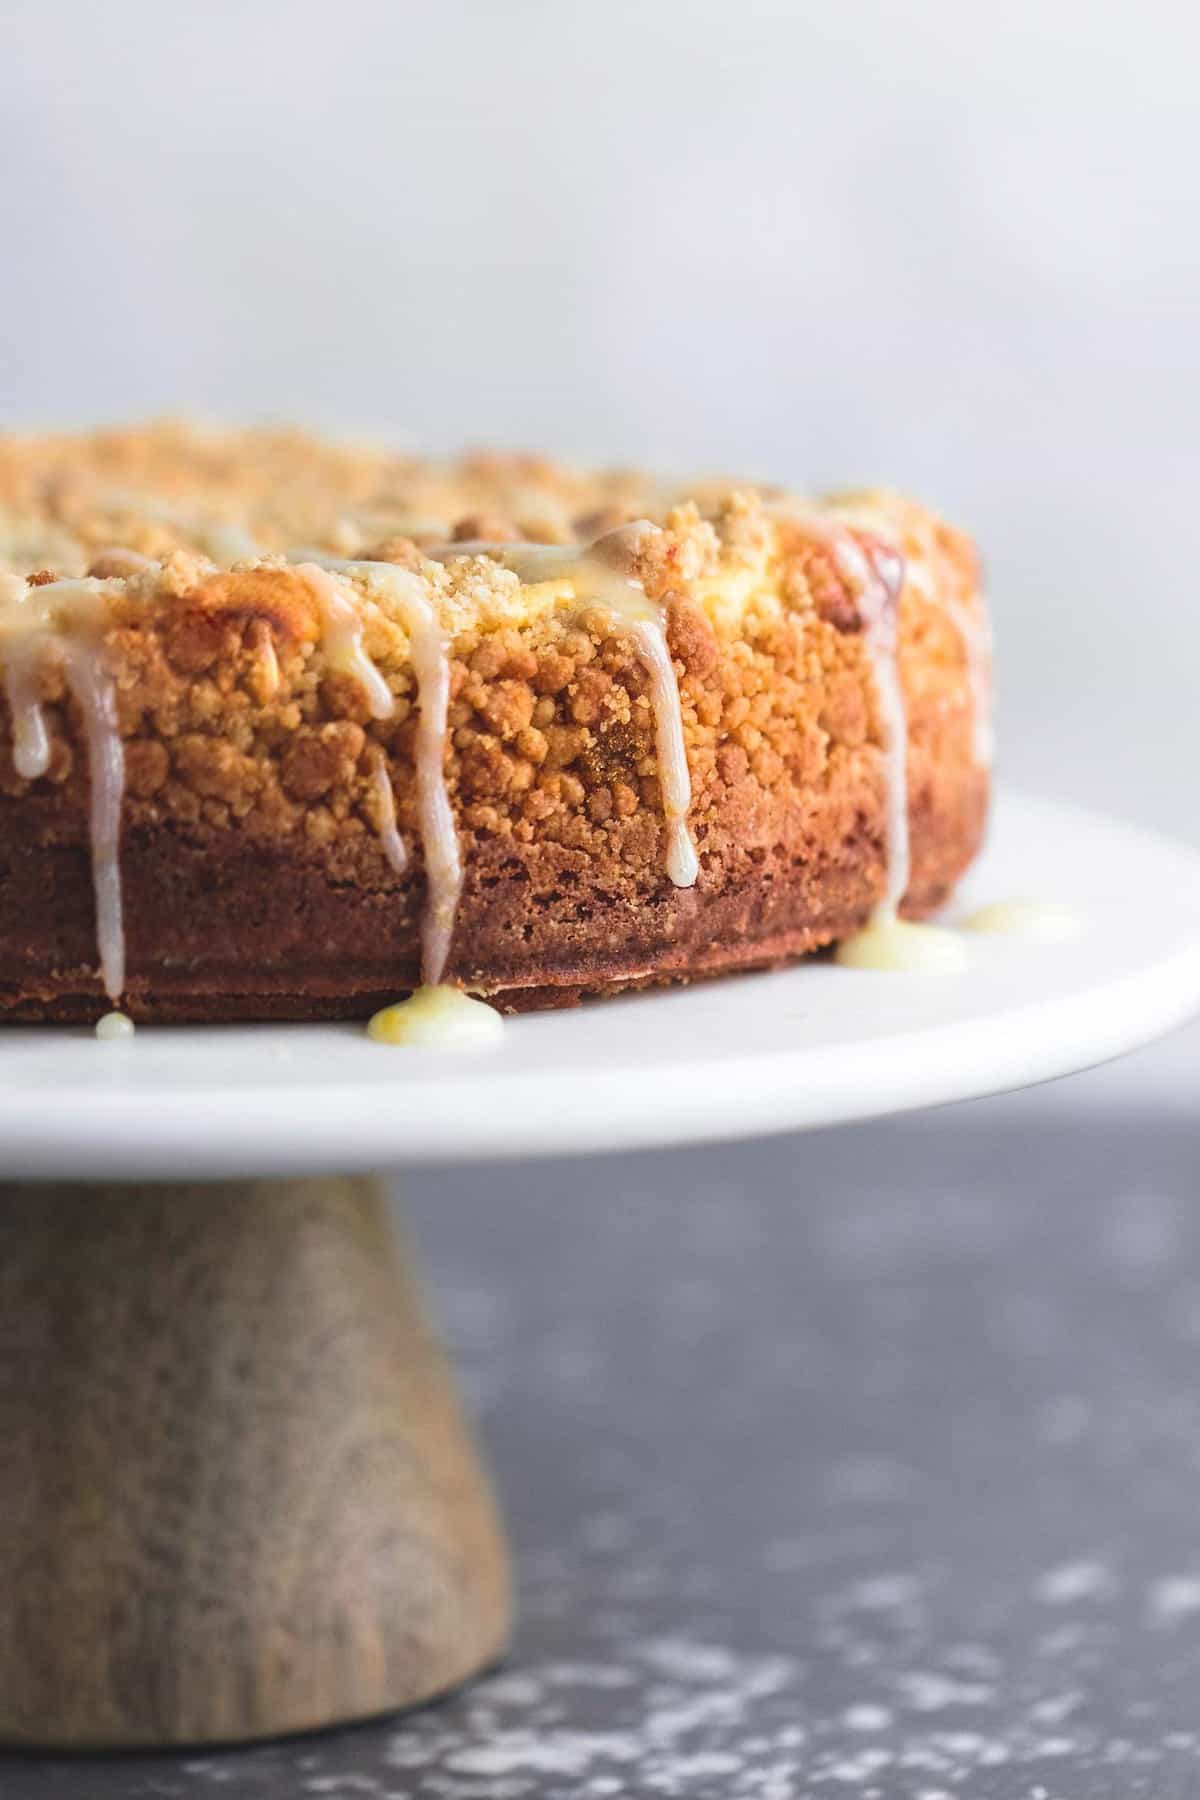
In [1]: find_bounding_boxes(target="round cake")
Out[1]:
[0,424,990,1020]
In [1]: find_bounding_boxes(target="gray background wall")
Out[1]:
[4,0,1196,1102]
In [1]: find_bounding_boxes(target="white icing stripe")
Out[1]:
[775,499,994,910]
[297,563,396,723]
[343,563,462,986]
[3,639,51,779]
[447,523,699,892]
[0,574,50,777]
[1,577,129,1000]
[625,617,699,888]
[848,548,910,919]
[835,914,967,971]
[62,640,127,1001]
[307,559,463,987]
[787,515,909,920]
[367,985,504,1047]
[369,751,408,878]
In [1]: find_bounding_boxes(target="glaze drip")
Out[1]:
[296,564,396,722]
[308,558,463,988]
[834,914,967,972]
[777,508,974,970]
[3,636,52,780]
[95,1009,135,1040]
[367,985,504,1047]
[369,750,408,879]
[785,515,910,919]
[778,498,994,931]
[0,576,127,999]
[312,526,697,992]
[840,534,908,919]
[623,615,699,889]
[448,523,699,890]
[61,640,127,1001]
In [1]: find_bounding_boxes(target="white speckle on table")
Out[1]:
[375,1640,805,1797]
[842,1703,893,1732]
[811,1743,894,1784]
[305,1778,384,1794]
[1148,1574,1200,1623]
[895,1671,993,1712]
[640,1639,739,1683]
[1028,1690,1084,1725]
[442,1733,638,1779]
[1034,1560,1113,1604]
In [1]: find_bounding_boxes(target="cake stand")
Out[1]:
[1,789,1198,1749]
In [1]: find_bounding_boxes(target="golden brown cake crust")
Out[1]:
[0,428,989,1020]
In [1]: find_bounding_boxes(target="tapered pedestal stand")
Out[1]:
[0,1176,510,1747]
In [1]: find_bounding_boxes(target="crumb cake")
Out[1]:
[0,424,990,1021]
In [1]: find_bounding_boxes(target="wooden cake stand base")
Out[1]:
[0,1175,510,1747]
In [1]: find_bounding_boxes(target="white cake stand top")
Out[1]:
[2,790,1198,1180]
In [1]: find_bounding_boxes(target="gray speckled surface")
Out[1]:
[5,1090,1200,1798]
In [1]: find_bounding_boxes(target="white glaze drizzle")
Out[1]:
[95,1009,135,1040]
[305,558,462,987]
[823,497,993,768]
[296,563,397,722]
[774,505,976,971]
[60,638,127,1001]
[3,634,52,779]
[310,525,698,992]
[0,576,128,999]
[367,985,503,1047]
[369,749,408,878]
[776,498,995,939]
[350,562,461,984]
[623,614,699,888]
[845,536,908,919]
[443,523,699,889]
[834,914,967,972]
[780,512,909,919]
